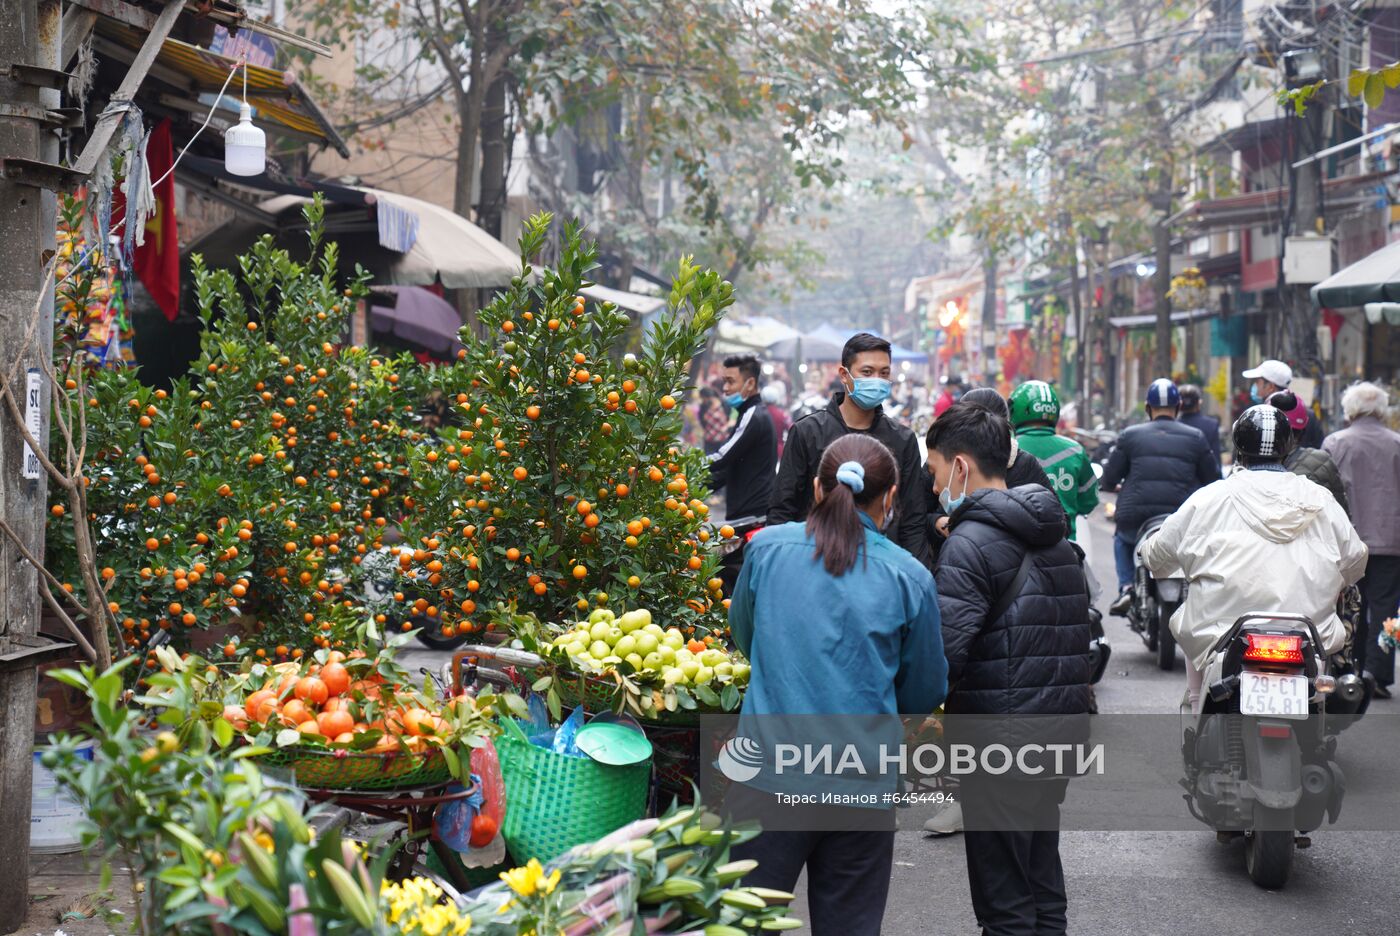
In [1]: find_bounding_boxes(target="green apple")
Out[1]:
[676,649,694,662]
[588,640,610,659]
[643,623,664,636]
[588,608,616,625]
[714,661,733,678]
[732,663,750,682]
[614,635,637,658]
[658,646,677,665]
[635,633,659,655]
[662,667,684,686]
[679,660,700,679]
[642,651,664,670]
[625,653,645,670]
[617,609,648,633]
[589,621,613,642]
[567,641,588,659]
[700,649,725,667]
[694,666,714,686]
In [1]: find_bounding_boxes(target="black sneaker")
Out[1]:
[1109,589,1132,617]
[1374,685,1392,700]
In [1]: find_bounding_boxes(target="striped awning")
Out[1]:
[98,21,348,157]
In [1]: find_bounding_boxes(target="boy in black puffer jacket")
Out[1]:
[926,403,1091,936]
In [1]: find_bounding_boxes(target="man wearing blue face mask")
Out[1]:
[1242,358,1322,448]
[768,332,932,568]
[710,354,778,592]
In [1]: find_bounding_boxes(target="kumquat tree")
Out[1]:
[391,213,737,642]
[46,196,428,667]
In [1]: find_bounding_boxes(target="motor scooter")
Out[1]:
[1182,612,1351,888]
[1123,514,1185,670]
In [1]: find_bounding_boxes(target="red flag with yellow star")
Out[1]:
[118,118,180,321]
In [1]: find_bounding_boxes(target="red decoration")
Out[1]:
[114,119,180,322]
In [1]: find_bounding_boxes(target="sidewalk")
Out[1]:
[20,851,133,936]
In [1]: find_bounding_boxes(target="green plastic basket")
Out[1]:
[496,726,651,862]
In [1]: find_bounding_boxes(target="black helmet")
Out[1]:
[1179,384,1203,411]
[1232,404,1294,461]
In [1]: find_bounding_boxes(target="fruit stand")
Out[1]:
[32,199,797,935]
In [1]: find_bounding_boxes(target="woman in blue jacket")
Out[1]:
[726,433,947,936]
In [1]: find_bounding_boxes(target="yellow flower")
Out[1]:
[500,858,549,897]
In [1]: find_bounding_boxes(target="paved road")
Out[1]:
[401,504,1400,935]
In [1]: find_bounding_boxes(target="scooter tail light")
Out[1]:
[1242,633,1304,665]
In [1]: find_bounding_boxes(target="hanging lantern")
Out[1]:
[224,63,265,177]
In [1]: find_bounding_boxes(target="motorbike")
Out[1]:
[1182,612,1358,889]
[1123,513,1184,671]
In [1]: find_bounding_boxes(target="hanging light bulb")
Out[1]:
[224,61,265,176]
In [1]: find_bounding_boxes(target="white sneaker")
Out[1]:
[922,800,963,836]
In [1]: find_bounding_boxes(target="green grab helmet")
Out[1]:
[1008,380,1060,428]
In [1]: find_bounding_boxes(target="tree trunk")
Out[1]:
[981,250,998,382]
[476,21,509,239]
[1080,235,1094,413]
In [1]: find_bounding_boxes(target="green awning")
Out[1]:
[1312,239,1400,309]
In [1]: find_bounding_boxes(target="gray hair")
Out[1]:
[1341,381,1390,422]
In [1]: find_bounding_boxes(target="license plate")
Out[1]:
[1240,672,1310,720]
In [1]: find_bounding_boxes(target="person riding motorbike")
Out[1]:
[1103,379,1220,615]
[1008,381,1098,541]
[1140,405,1368,711]
[1268,390,1349,515]
[1177,384,1221,465]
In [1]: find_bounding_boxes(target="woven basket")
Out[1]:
[553,670,704,728]
[256,746,451,791]
[496,727,650,862]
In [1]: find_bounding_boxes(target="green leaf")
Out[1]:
[721,683,741,711]
[1366,72,1386,109]
[230,745,274,760]
[1348,69,1369,97]
[213,717,234,749]
[162,821,207,854]
[275,728,300,748]
[442,745,461,778]
[1384,63,1400,89]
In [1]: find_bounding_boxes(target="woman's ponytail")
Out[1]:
[806,435,899,576]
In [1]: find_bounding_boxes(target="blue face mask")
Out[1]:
[938,458,969,515]
[848,377,892,410]
[1249,384,1262,404]
[724,392,744,408]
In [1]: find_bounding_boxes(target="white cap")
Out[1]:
[1242,359,1293,388]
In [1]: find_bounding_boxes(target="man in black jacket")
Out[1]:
[767,333,931,567]
[927,404,1090,936]
[1177,384,1221,465]
[710,354,776,593]
[1101,379,1219,613]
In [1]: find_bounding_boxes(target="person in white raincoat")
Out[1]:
[1142,405,1367,710]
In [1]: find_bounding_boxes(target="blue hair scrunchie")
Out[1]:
[835,460,865,494]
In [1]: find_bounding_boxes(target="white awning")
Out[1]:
[580,283,667,315]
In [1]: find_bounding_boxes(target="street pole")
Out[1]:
[1151,172,1173,380]
[0,0,57,928]
[1289,90,1324,377]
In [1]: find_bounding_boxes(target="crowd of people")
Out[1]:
[696,333,1400,934]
